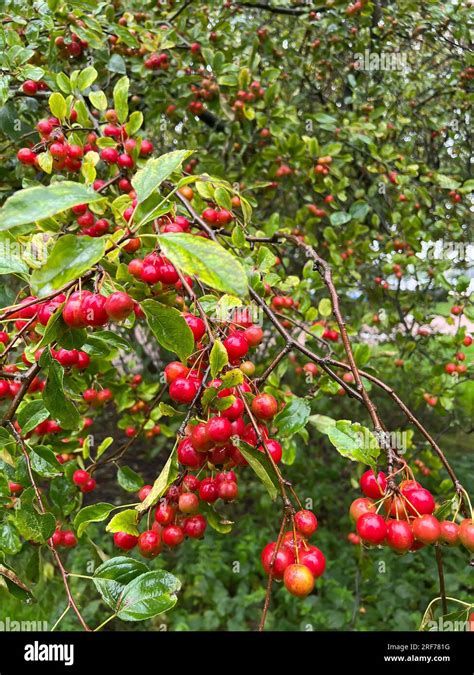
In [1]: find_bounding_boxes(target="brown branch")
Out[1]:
[168,0,196,22]
[273,310,333,356]
[7,423,91,631]
[172,188,363,401]
[0,316,37,361]
[2,363,41,423]
[286,235,385,434]
[248,287,364,402]
[254,344,291,386]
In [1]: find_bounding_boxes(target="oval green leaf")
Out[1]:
[158,233,248,297]
[0,182,103,231]
[31,234,106,297]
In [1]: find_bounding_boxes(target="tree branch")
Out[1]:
[7,423,91,631]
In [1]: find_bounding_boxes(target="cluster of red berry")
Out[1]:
[72,468,97,494]
[21,79,49,96]
[55,31,89,58]
[261,509,325,597]
[232,81,265,113]
[189,75,219,103]
[17,114,86,171]
[114,472,238,557]
[82,387,113,407]
[201,207,234,226]
[144,52,170,70]
[62,291,136,328]
[128,252,187,287]
[444,348,468,376]
[170,370,281,466]
[99,123,153,168]
[0,362,44,398]
[22,344,89,372]
[349,469,474,553]
[313,155,332,176]
[52,527,78,548]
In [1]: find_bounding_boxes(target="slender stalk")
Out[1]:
[435,544,448,615]
[259,514,288,632]
[50,605,71,632]
[7,423,90,631]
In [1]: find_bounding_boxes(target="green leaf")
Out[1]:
[435,499,455,521]
[209,339,229,377]
[0,182,103,231]
[113,75,129,124]
[220,369,244,388]
[136,448,178,514]
[349,201,370,221]
[36,151,53,175]
[308,414,336,435]
[274,397,311,437]
[30,445,63,478]
[116,570,181,621]
[56,72,71,94]
[96,437,113,459]
[314,113,337,125]
[93,557,148,609]
[157,402,183,417]
[201,503,233,534]
[132,150,192,205]
[257,246,277,274]
[0,472,9,498]
[30,234,106,297]
[327,420,379,469]
[126,111,143,136]
[17,400,49,435]
[435,174,460,190]
[0,243,28,275]
[0,522,22,555]
[141,299,194,363]
[117,466,144,493]
[157,233,248,297]
[237,441,278,501]
[106,509,139,537]
[49,476,80,517]
[86,330,131,354]
[48,92,67,121]
[74,503,115,538]
[43,359,81,430]
[14,508,55,544]
[108,54,127,74]
[330,211,352,227]
[77,66,98,91]
[353,343,371,367]
[89,90,107,111]
[318,298,332,317]
[214,187,232,210]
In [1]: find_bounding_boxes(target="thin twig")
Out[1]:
[435,544,448,615]
[7,423,90,631]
